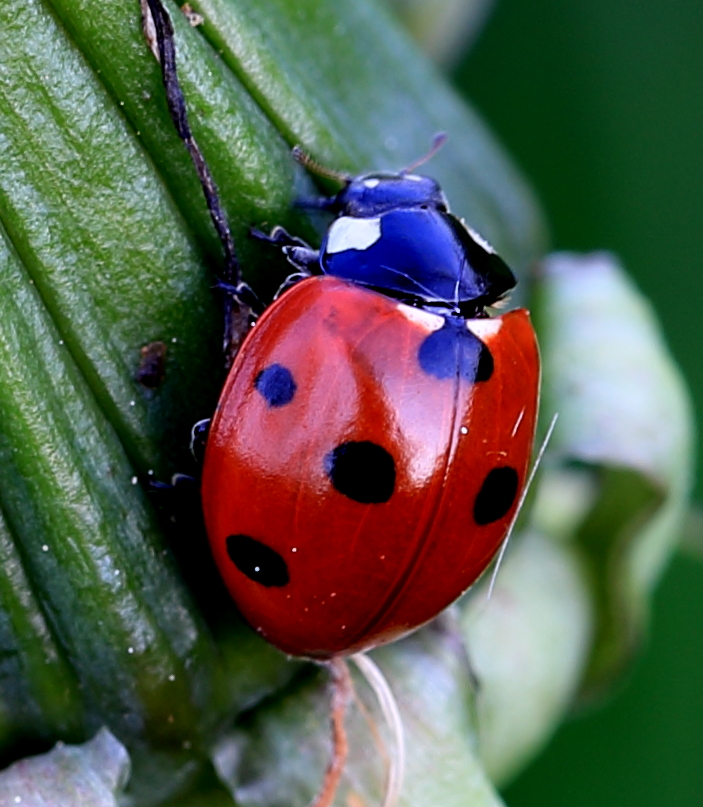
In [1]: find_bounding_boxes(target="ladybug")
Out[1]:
[143,0,539,661]
[201,164,540,658]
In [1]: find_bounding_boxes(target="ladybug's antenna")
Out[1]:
[292,146,352,185]
[486,412,559,601]
[400,132,448,175]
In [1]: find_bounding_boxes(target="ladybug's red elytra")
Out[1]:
[202,275,539,657]
[143,0,539,660]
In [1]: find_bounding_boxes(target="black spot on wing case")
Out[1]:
[226,534,290,587]
[325,441,396,504]
[418,317,493,382]
[473,467,519,525]
[255,363,297,407]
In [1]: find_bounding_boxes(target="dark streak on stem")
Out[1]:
[145,0,240,288]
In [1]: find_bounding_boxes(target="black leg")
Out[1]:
[250,225,311,250]
[282,245,320,273]
[148,473,197,492]
[190,418,211,464]
[250,225,320,283]
[214,281,265,314]
[273,271,312,300]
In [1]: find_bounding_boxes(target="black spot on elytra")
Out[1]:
[255,364,297,407]
[473,467,519,525]
[325,441,396,503]
[226,535,289,587]
[418,317,493,382]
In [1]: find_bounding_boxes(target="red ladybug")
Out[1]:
[201,169,540,659]
[140,0,538,659]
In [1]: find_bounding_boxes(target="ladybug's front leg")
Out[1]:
[250,225,320,273]
[190,418,211,465]
[251,225,320,297]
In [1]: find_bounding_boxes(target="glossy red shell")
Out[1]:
[202,276,539,658]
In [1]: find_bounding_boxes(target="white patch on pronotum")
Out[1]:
[326,216,382,254]
[363,177,380,189]
[466,318,502,341]
[466,225,496,255]
[397,304,444,333]
[405,173,423,182]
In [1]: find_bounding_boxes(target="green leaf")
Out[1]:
[45,0,315,301]
[373,630,505,807]
[534,252,696,699]
[459,529,593,786]
[0,728,130,807]
[161,764,240,807]
[0,209,220,805]
[0,0,221,475]
[0,504,83,748]
[214,627,505,807]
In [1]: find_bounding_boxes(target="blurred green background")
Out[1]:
[452,0,703,803]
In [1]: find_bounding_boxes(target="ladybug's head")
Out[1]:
[333,173,449,217]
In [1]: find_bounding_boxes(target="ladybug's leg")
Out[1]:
[272,272,312,300]
[250,225,320,273]
[144,0,258,361]
[282,245,320,273]
[190,418,211,464]
[250,225,319,296]
[214,280,264,314]
[250,224,310,250]
[147,473,198,509]
[149,473,197,490]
